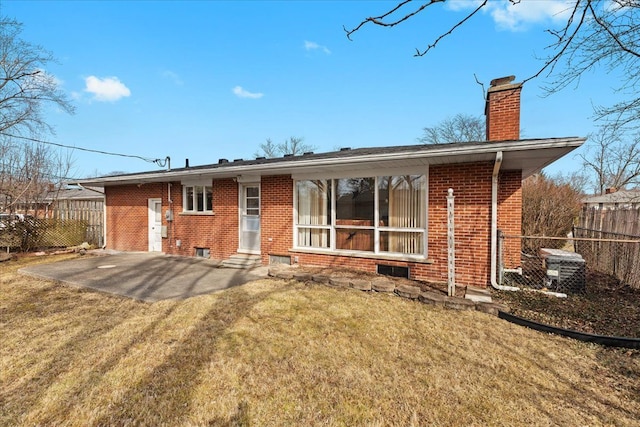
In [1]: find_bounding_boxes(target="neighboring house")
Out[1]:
[78,76,585,287]
[0,186,55,218]
[583,188,640,210]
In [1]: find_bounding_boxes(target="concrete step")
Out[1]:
[464,285,493,303]
[221,254,262,269]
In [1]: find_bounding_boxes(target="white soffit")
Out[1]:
[78,137,585,186]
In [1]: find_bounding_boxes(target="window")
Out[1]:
[336,177,375,252]
[378,175,426,255]
[183,185,213,213]
[195,247,210,258]
[294,174,427,257]
[296,180,331,248]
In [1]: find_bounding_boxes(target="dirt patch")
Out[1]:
[493,271,640,339]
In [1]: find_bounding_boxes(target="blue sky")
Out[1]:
[3,0,617,178]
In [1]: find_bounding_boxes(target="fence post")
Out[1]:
[447,188,455,297]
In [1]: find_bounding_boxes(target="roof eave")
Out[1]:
[77,137,585,186]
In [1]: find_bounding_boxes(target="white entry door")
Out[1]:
[239,184,260,253]
[148,198,162,252]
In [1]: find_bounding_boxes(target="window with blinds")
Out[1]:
[294,175,427,257]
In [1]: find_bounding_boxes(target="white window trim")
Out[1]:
[293,170,429,258]
[182,184,213,213]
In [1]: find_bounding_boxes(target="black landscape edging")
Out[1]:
[498,311,640,350]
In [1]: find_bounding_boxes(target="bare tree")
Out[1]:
[255,136,316,158]
[0,137,74,215]
[418,113,484,144]
[579,126,640,194]
[0,18,74,136]
[254,138,280,158]
[345,0,640,128]
[0,17,75,215]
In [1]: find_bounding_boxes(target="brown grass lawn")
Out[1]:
[1,254,639,426]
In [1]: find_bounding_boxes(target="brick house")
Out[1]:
[78,76,584,287]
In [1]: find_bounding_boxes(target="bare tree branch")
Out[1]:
[0,17,76,216]
[415,0,487,57]
[418,113,485,144]
[254,136,316,159]
[579,126,640,193]
[344,0,438,40]
[344,0,640,128]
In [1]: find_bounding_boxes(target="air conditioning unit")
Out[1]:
[540,248,586,293]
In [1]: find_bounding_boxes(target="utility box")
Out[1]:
[540,248,586,293]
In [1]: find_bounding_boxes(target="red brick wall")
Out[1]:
[423,162,492,286]
[260,175,294,263]
[106,166,522,288]
[105,183,164,252]
[498,170,523,268]
[105,179,239,258]
[289,163,522,287]
[486,85,521,141]
[165,178,238,258]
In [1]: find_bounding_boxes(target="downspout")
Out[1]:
[490,151,519,291]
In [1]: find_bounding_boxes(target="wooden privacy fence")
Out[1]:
[580,206,639,236]
[577,206,640,288]
[573,227,640,289]
[52,198,103,246]
[1,218,95,251]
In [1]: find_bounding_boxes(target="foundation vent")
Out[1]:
[377,264,409,278]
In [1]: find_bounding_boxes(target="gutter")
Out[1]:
[490,151,519,291]
[76,137,585,187]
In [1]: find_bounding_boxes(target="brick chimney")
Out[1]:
[485,75,523,141]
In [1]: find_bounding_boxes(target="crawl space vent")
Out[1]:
[195,248,210,258]
[377,264,409,278]
[269,254,291,265]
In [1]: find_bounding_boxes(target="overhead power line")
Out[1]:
[0,132,165,165]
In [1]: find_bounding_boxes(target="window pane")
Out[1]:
[336,177,374,225]
[204,187,213,211]
[380,231,424,254]
[336,228,374,252]
[196,186,204,211]
[246,187,259,198]
[246,208,259,216]
[378,175,426,228]
[296,180,330,225]
[154,202,162,222]
[186,186,194,211]
[297,227,330,248]
[247,198,259,210]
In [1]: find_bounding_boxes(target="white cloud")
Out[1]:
[84,76,131,102]
[161,70,184,86]
[232,86,264,99]
[304,40,331,54]
[446,0,572,31]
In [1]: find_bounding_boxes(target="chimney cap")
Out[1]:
[490,75,516,87]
